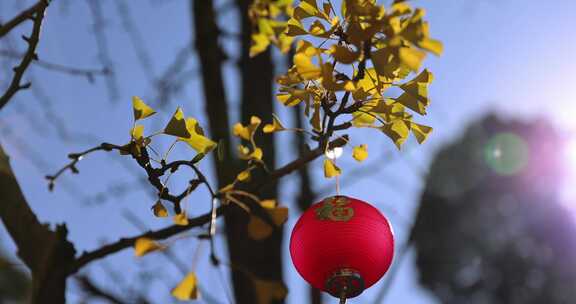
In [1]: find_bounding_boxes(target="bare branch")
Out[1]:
[0,0,49,110]
[0,1,46,38]
[69,206,225,274]
[262,136,348,187]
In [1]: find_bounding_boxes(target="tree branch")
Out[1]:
[0,1,46,38]
[263,136,348,187]
[0,142,75,303]
[68,207,225,274]
[64,136,345,274]
[0,0,49,110]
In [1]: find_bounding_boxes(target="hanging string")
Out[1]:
[335,157,341,195]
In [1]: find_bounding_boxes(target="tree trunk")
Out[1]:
[0,144,76,303]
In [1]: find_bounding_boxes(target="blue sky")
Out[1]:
[1,0,576,303]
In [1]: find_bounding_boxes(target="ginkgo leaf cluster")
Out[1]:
[249,0,442,178]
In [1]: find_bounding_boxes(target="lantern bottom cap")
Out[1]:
[325,268,365,299]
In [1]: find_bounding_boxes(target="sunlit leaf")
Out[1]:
[237,169,252,182]
[250,33,271,58]
[381,120,410,149]
[180,118,217,154]
[396,69,433,115]
[294,53,321,80]
[352,144,368,162]
[233,116,262,141]
[238,145,264,161]
[134,237,162,257]
[398,46,426,72]
[263,114,287,133]
[323,158,341,178]
[276,87,312,107]
[165,107,191,138]
[174,212,189,226]
[171,272,199,301]
[410,121,433,143]
[260,199,277,209]
[151,200,168,217]
[131,125,144,141]
[132,96,156,121]
[286,18,308,36]
[321,63,355,91]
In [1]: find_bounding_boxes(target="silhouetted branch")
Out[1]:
[69,206,225,274]
[0,0,49,110]
[0,1,46,38]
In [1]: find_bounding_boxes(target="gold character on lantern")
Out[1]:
[316,196,354,222]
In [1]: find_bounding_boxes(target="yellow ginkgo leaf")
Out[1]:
[132,96,156,121]
[233,116,262,141]
[134,237,162,257]
[398,46,426,72]
[164,107,191,138]
[276,87,312,107]
[269,206,289,226]
[321,63,355,92]
[309,102,322,132]
[381,120,410,149]
[171,272,199,301]
[396,69,433,115]
[174,212,189,226]
[352,144,368,162]
[131,124,144,141]
[286,18,308,36]
[250,33,271,58]
[247,215,273,240]
[410,121,433,144]
[237,169,252,182]
[419,38,444,56]
[323,158,341,178]
[247,206,288,240]
[151,200,168,217]
[293,0,320,20]
[238,145,263,161]
[260,199,277,209]
[179,118,217,154]
[263,114,286,133]
[253,278,288,304]
[330,45,359,64]
[294,53,321,80]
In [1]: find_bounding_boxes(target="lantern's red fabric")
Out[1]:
[289,196,394,291]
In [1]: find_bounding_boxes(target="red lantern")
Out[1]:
[290,196,394,302]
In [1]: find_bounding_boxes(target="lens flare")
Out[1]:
[483,133,529,176]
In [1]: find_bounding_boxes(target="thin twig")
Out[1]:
[0,0,49,110]
[0,1,46,38]
[68,207,225,274]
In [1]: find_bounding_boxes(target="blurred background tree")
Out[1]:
[412,115,576,304]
